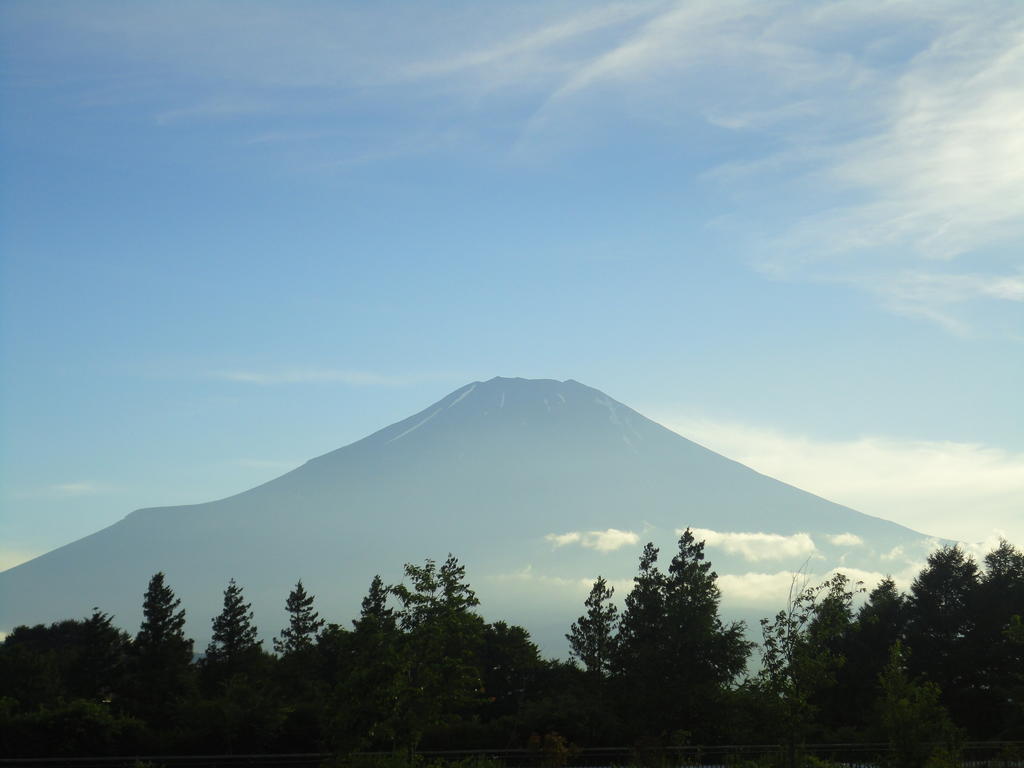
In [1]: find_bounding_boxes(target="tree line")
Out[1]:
[1,531,1022,763]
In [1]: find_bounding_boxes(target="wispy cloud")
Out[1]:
[404,3,655,86]
[507,1,1024,329]
[493,564,633,596]
[687,528,817,562]
[209,369,449,387]
[545,528,640,553]
[866,271,1024,334]
[155,98,274,125]
[655,414,1024,546]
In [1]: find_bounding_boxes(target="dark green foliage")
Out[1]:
[905,546,980,730]
[3,537,1024,757]
[832,577,907,733]
[759,572,860,762]
[206,578,261,666]
[325,576,402,753]
[567,576,617,677]
[274,580,325,655]
[613,531,753,744]
[391,555,486,752]
[0,610,131,708]
[130,573,195,725]
[136,572,192,661]
[479,621,544,719]
[877,642,961,768]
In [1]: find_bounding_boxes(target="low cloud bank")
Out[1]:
[688,528,817,562]
[545,528,639,552]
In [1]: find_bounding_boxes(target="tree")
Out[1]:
[390,554,486,753]
[660,529,752,740]
[131,573,195,723]
[876,642,960,768]
[206,579,261,674]
[136,573,193,663]
[905,545,979,730]
[611,542,667,742]
[836,576,907,732]
[274,580,325,656]
[974,540,1024,737]
[326,575,401,752]
[355,574,396,633]
[759,572,859,766]
[612,532,752,745]
[567,576,618,678]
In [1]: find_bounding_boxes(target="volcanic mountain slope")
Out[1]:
[0,377,935,650]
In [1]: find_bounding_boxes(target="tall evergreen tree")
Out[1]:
[136,572,193,663]
[206,579,261,669]
[836,576,907,731]
[355,574,397,632]
[274,580,325,655]
[567,576,618,678]
[612,541,667,741]
[661,530,752,739]
[974,540,1024,737]
[131,572,194,722]
[905,545,979,730]
[327,575,401,752]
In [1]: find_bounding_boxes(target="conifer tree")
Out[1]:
[136,572,193,664]
[206,578,261,666]
[905,545,979,728]
[274,580,325,655]
[355,574,396,632]
[132,572,194,721]
[567,576,618,678]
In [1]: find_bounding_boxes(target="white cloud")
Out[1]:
[545,532,582,548]
[718,562,926,607]
[210,369,444,387]
[545,528,640,552]
[828,533,864,547]
[492,564,633,596]
[718,570,806,606]
[867,271,1024,334]
[656,414,1024,546]
[687,528,817,562]
[510,1,1024,328]
[404,4,654,85]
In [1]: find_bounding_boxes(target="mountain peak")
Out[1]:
[0,375,931,653]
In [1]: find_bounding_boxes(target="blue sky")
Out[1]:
[2,0,1023,568]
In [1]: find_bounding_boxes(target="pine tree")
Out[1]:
[567,576,618,678]
[661,529,752,738]
[206,578,261,666]
[905,545,979,729]
[136,572,193,664]
[611,542,667,740]
[132,572,194,721]
[274,580,325,655]
[355,574,396,632]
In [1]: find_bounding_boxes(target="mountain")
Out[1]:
[0,377,935,650]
